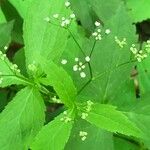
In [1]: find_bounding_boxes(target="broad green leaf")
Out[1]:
[0,21,14,49]
[126,0,150,22]
[24,0,69,66]
[41,59,77,108]
[0,51,30,87]
[80,5,136,103]
[8,0,33,18]
[0,87,45,150]
[65,118,114,150]
[85,104,142,138]
[62,4,137,103]
[31,110,74,150]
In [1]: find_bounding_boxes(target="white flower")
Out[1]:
[65,19,70,25]
[105,29,111,34]
[52,96,61,103]
[81,65,85,69]
[70,13,75,19]
[81,136,87,141]
[80,72,86,78]
[4,46,8,50]
[79,131,88,141]
[79,131,88,136]
[65,1,70,7]
[62,17,65,21]
[85,56,90,62]
[115,36,127,48]
[75,57,79,62]
[44,17,50,22]
[97,29,101,33]
[81,113,88,119]
[61,59,67,65]
[73,65,78,71]
[61,19,71,27]
[78,67,82,71]
[79,62,83,66]
[53,14,59,19]
[92,32,98,36]
[28,63,37,72]
[95,21,100,27]
[95,34,102,41]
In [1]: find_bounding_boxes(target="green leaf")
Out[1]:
[127,112,150,149]
[0,21,14,49]
[0,51,30,87]
[114,136,140,150]
[41,59,77,108]
[0,87,45,150]
[137,57,150,96]
[126,0,150,22]
[0,8,6,23]
[8,0,33,18]
[88,0,122,24]
[1,1,23,44]
[85,104,142,138]
[76,4,137,103]
[24,0,69,66]
[31,110,74,150]
[65,118,114,150]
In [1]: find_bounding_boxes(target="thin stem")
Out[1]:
[90,40,97,57]
[77,79,92,95]
[93,59,137,81]
[67,28,86,57]
[116,59,136,68]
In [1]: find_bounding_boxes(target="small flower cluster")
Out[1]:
[79,131,88,141]
[4,46,8,51]
[92,21,111,41]
[51,96,61,103]
[73,56,91,78]
[115,36,127,48]
[61,59,68,65]
[28,62,37,72]
[0,49,21,74]
[44,1,76,28]
[60,111,72,123]
[81,100,94,119]
[130,40,150,62]
[10,64,20,73]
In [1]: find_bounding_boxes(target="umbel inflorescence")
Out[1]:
[0,47,21,85]
[44,0,150,82]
